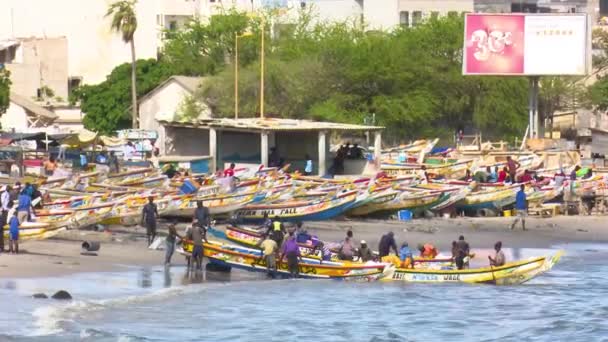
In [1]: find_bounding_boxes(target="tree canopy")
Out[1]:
[71,59,174,134]
[197,14,529,142]
[0,67,10,117]
[76,10,596,140]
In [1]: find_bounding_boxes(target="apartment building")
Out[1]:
[474,0,600,22]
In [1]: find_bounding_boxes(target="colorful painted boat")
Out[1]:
[387,252,562,285]
[181,241,395,281]
[235,191,357,222]
[527,185,564,205]
[382,159,475,180]
[348,190,447,216]
[224,225,335,259]
[163,192,256,217]
[456,183,522,212]
[2,221,67,241]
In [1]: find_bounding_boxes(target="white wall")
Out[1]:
[0,0,159,85]
[139,80,210,133]
[1,102,29,131]
[365,0,400,30]
[165,126,210,156]
[302,1,364,24]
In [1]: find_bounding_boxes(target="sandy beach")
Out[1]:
[1,215,606,279]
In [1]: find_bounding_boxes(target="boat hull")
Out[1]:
[388,252,562,285]
[182,241,394,281]
[236,194,356,222]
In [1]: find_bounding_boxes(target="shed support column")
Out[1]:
[318,131,326,176]
[209,128,217,173]
[261,131,269,167]
[374,131,382,169]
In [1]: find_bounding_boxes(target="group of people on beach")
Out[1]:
[253,215,508,279]
[0,182,46,255]
[141,197,210,270]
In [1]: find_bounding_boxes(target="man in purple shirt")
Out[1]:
[280,232,301,278]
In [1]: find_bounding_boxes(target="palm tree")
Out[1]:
[106,0,139,129]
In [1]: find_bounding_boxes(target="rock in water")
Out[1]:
[51,290,72,300]
[32,293,48,299]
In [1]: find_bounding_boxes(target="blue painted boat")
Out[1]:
[235,191,358,223]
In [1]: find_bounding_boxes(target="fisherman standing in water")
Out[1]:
[454,235,470,270]
[141,196,159,246]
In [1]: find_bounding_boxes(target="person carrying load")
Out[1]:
[417,243,439,259]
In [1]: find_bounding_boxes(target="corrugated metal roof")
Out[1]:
[160,117,383,132]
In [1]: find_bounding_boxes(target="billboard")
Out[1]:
[463,13,591,76]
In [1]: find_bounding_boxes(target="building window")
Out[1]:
[430,11,439,20]
[412,11,422,26]
[169,21,177,31]
[447,11,458,18]
[68,77,82,96]
[399,11,409,27]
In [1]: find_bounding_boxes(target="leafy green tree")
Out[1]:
[161,10,257,76]
[71,59,174,134]
[199,14,529,141]
[0,67,10,116]
[106,0,139,128]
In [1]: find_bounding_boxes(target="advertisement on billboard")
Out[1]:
[463,13,590,76]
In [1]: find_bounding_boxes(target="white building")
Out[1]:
[0,0,476,90]
[138,75,209,155]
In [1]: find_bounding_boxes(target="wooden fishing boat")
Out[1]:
[235,191,357,222]
[348,190,447,216]
[456,183,522,212]
[180,241,395,281]
[382,159,475,180]
[387,252,563,285]
[527,185,563,205]
[223,225,323,257]
[429,185,472,211]
[163,192,256,217]
[2,221,67,241]
[100,195,175,226]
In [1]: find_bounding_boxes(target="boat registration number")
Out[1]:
[393,273,460,281]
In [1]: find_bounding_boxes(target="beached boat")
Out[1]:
[163,192,256,217]
[348,190,447,216]
[235,190,357,222]
[456,183,522,213]
[527,185,564,205]
[387,252,563,285]
[181,241,395,281]
[2,221,67,241]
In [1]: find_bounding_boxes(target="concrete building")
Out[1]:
[297,0,474,29]
[159,117,383,175]
[474,1,600,23]
[0,37,69,100]
[138,75,209,155]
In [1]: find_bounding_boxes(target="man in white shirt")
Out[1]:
[0,185,11,252]
[123,142,136,160]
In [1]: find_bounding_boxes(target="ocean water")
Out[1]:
[1,244,608,342]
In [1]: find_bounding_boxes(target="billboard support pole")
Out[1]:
[528,76,539,139]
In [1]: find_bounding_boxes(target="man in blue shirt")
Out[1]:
[511,184,527,230]
[17,190,33,224]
